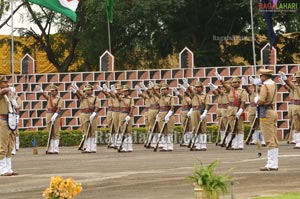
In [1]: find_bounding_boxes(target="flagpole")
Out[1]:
[106,13,112,53]
[11,0,15,84]
[250,0,256,75]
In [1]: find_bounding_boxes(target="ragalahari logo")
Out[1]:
[59,0,79,12]
[259,1,298,12]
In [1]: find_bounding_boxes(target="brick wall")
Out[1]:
[10,64,300,139]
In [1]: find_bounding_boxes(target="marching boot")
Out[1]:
[182,131,192,146]
[158,133,164,148]
[260,148,279,171]
[116,134,122,148]
[0,158,10,176]
[6,158,18,175]
[91,138,97,153]
[237,134,244,150]
[82,138,91,153]
[219,131,225,145]
[11,146,16,155]
[167,134,174,151]
[16,136,20,151]
[48,139,55,154]
[192,134,201,151]
[250,130,258,145]
[109,133,115,148]
[160,135,169,151]
[291,130,296,144]
[53,139,60,154]
[293,133,300,149]
[225,133,232,146]
[120,136,129,152]
[151,133,158,148]
[200,134,207,151]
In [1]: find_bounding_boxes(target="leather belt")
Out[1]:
[250,102,256,107]
[119,107,130,114]
[159,106,170,112]
[111,107,120,112]
[81,108,94,113]
[192,106,201,111]
[293,100,300,105]
[0,114,8,120]
[228,102,240,107]
[150,104,159,109]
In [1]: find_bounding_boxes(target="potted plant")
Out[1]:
[187,160,230,199]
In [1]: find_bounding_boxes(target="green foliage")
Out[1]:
[252,192,300,199]
[187,160,230,196]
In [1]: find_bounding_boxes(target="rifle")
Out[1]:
[117,122,129,152]
[220,121,230,147]
[215,115,224,146]
[188,120,203,150]
[78,122,91,150]
[45,122,54,154]
[179,117,190,146]
[153,122,167,152]
[287,119,294,144]
[145,120,158,148]
[226,118,239,150]
[245,116,258,145]
[107,122,115,148]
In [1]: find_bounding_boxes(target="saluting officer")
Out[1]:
[36,84,63,154]
[217,73,247,150]
[0,76,18,176]
[254,69,278,171]
[71,83,99,153]
[154,83,174,151]
[280,71,300,149]
[187,80,209,151]
[118,85,135,152]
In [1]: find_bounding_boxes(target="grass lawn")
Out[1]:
[252,193,300,199]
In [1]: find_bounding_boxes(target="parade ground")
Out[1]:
[0,142,300,199]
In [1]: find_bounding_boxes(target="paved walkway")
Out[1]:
[0,142,299,199]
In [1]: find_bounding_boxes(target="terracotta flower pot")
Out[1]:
[194,185,220,199]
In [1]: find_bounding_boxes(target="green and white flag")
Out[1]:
[27,0,79,22]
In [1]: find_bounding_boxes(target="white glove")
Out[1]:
[279,71,287,81]
[178,84,187,92]
[103,84,108,92]
[125,115,131,124]
[139,82,147,91]
[35,85,43,92]
[254,95,259,103]
[249,76,254,84]
[172,88,179,96]
[9,87,16,96]
[278,78,286,86]
[96,85,103,91]
[186,108,192,118]
[71,82,79,90]
[16,114,20,125]
[135,85,142,95]
[11,98,18,108]
[148,81,154,88]
[200,110,207,121]
[70,87,77,94]
[51,112,59,123]
[208,83,218,91]
[111,85,116,93]
[242,77,247,86]
[89,112,97,123]
[253,78,262,85]
[183,79,190,88]
[164,110,173,123]
[235,108,243,119]
[215,72,223,81]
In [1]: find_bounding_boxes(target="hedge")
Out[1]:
[18,124,251,148]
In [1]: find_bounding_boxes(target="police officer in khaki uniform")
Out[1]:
[71,83,99,153]
[173,84,193,146]
[118,85,135,152]
[280,71,300,149]
[187,80,209,151]
[154,83,174,151]
[208,83,229,145]
[216,72,247,150]
[36,84,63,154]
[254,69,278,171]
[10,86,22,155]
[0,76,18,176]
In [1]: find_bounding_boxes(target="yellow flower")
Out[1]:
[42,176,82,199]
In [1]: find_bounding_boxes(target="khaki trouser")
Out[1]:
[80,113,97,138]
[46,113,60,139]
[260,110,278,149]
[148,109,160,132]
[107,110,113,132]
[226,106,244,134]
[292,105,300,132]
[0,120,14,159]
[118,113,133,134]
[191,110,206,134]
[180,111,193,132]
[144,111,150,131]
[216,109,228,131]
[112,111,120,133]
[288,104,293,125]
[158,112,174,134]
